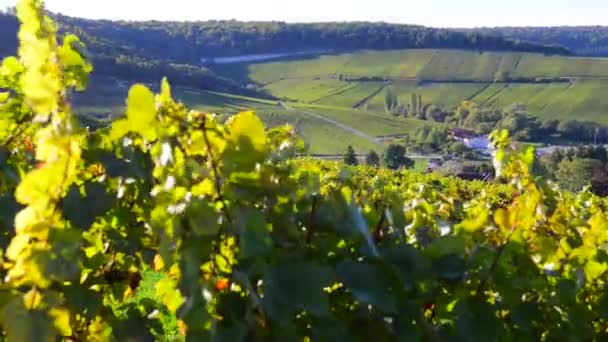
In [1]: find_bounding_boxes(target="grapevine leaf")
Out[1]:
[432,255,466,281]
[62,284,103,320]
[224,111,267,172]
[382,245,430,291]
[155,277,184,314]
[0,56,23,78]
[239,210,271,260]
[454,299,506,342]
[1,295,57,341]
[341,186,378,257]
[125,84,157,141]
[185,200,221,236]
[49,306,72,337]
[424,236,466,259]
[262,263,335,322]
[63,183,114,229]
[336,261,398,314]
[212,322,248,342]
[58,35,92,90]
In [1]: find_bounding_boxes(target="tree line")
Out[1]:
[464,26,608,57]
[1,10,570,65]
[0,12,267,96]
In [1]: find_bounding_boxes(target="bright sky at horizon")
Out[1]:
[0,0,606,28]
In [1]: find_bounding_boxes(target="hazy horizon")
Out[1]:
[0,0,607,28]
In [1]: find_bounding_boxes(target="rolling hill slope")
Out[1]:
[212,49,608,124]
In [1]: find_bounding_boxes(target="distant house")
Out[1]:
[464,136,491,152]
[447,128,491,154]
[536,145,573,156]
[447,128,478,140]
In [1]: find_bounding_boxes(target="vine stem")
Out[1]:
[475,222,517,298]
[373,207,386,243]
[306,195,318,246]
[200,114,232,225]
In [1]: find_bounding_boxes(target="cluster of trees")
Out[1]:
[344,145,414,170]
[93,55,264,96]
[466,26,608,57]
[536,146,608,195]
[388,97,608,144]
[384,90,424,117]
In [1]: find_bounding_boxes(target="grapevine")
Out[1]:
[0,1,607,341]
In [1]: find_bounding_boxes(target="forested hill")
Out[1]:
[0,12,265,97]
[464,27,608,57]
[0,10,569,64]
[50,15,570,62]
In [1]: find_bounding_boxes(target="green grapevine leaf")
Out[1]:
[262,263,335,322]
[336,261,398,314]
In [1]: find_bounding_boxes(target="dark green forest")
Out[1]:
[0,11,573,60]
[466,26,608,56]
[49,15,570,60]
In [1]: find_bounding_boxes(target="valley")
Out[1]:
[70,48,608,155]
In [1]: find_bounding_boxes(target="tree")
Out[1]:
[426,105,446,122]
[365,150,380,167]
[344,145,358,165]
[383,144,414,170]
[446,141,471,157]
[384,87,398,114]
[410,93,418,116]
[555,158,603,192]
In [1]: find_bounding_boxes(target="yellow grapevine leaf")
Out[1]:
[49,307,72,337]
[126,84,157,141]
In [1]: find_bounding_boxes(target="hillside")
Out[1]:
[3,10,607,152]
[0,12,264,97]
[213,49,608,124]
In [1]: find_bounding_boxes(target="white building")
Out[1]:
[463,136,491,153]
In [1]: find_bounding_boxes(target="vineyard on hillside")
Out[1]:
[1,1,608,340]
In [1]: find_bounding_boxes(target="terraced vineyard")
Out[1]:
[73,49,608,154]
[209,49,608,126]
